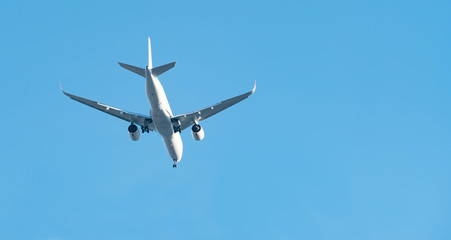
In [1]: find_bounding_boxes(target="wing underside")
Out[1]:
[61,89,155,131]
[61,81,255,133]
[174,82,256,130]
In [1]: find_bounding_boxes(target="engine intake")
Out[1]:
[191,124,205,141]
[128,124,141,141]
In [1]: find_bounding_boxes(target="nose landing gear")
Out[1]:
[172,160,177,168]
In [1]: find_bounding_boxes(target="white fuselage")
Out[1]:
[145,68,183,162]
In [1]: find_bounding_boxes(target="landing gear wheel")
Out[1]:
[173,164,177,168]
[141,126,150,133]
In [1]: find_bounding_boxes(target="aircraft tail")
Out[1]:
[151,62,176,77]
[148,37,152,69]
[118,62,145,77]
[118,37,175,78]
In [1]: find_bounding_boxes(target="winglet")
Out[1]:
[59,82,69,96]
[59,82,67,95]
[251,80,257,94]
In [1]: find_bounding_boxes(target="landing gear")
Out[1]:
[141,125,150,133]
[172,160,177,168]
[171,118,182,133]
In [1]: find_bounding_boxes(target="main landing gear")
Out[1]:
[171,118,182,133]
[141,125,150,133]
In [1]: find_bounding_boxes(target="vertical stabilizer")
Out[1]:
[148,37,152,69]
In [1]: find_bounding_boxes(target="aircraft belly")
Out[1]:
[162,133,183,162]
[145,66,183,162]
[152,110,171,134]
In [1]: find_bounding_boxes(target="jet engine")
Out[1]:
[128,124,141,141]
[191,124,205,141]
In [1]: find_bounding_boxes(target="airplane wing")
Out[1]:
[173,81,256,130]
[61,87,155,131]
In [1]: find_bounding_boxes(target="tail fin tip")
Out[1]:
[147,37,152,68]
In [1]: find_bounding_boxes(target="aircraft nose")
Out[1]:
[174,140,183,162]
[171,134,183,162]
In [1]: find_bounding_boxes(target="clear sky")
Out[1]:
[0,0,450,239]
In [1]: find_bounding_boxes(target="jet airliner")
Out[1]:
[61,38,255,168]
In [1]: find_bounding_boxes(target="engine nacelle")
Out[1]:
[191,124,205,141]
[128,124,141,141]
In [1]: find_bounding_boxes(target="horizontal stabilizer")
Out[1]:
[151,62,176,77]
[118,62,145,77]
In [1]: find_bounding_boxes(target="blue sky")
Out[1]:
[0,0,450,239]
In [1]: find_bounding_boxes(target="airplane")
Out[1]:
[61,37,256,168]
